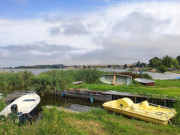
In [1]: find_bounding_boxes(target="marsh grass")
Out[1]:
[0,71,33,91]
[174,100,180,125]
[0,97,6,112]
[31,69,105,93]
[1,107,179,135]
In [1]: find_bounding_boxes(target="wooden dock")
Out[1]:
[54,89,177,107]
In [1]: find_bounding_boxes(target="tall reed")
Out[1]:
[30,69,105,93]
[0,71,33,91]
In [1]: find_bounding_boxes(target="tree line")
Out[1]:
[133,55,180,72]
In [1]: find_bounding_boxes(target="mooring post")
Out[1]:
[61,90,66,97]
[90,93,93,103]
[164,95,166,107]
[110,94,112,101]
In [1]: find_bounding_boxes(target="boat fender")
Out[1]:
[11,104,18,113]
[90,93,93,103]
[61,92,66,97]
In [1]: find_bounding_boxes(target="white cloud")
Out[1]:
[1,0,180,66]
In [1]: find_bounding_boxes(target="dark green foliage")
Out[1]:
[15,64,64,69]
[158,65,168,73]
[174,100,180,125]
[162,55,173,68]
[141,73,152,79]
[31,69,105,93]
[31,70,73,93]
[0,97,6,112]
[177,55,180,65]
[149,57,162,68]
[0,71,33,91]
[73,69,104,84]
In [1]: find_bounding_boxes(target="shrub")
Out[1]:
[31,69,105,93]
[141,73,152,79]
[174,100,180,125]
[158,65,168,73]
[0,71,33,91]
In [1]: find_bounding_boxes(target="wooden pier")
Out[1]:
[54,89,177,107]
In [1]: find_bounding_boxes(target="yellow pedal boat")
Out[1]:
[102,98,177,125]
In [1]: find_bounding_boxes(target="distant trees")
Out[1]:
[134,61,147,68]
[162,55,173,68]
[147,55,179,71]
[172,58,179,69]
[149,57,162,68]
[158,65,168,73]
[123,64,127,68]
[177,55,180,65]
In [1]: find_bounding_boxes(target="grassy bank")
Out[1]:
[0,69,180,98]
[70,79,180,98]
[0,107,179,135]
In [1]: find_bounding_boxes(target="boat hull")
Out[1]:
[0,93,40,124]
[103,98,177,125]
[103,106,168,125]
[100,74,132,85]
[135,78,155,86]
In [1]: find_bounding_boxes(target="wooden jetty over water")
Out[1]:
[54,89,177,107]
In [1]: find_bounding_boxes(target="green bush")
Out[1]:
[158,65,168,73]
[174,100,180,125]
[141,73,152,79]
[0,71,33,91]
[31,70,73,93]
[31,69,105,93]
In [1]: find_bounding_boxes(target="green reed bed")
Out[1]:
[30,69,105,94]
[1,107,179,135]
[0,71,33,92]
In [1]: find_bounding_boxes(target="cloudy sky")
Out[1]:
[0,0,180,67]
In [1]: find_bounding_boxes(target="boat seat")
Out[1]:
[141,101,149,109]
[117,98,134,108]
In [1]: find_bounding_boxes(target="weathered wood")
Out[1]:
[112,75,116,85]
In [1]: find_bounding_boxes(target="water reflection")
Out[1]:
[2,90,102,112]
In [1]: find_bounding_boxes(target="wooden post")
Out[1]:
[113,75,116,85]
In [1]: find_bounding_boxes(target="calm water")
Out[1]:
[2,90,103,112]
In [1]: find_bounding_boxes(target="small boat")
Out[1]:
[103,98,177,125]
[148,69,156,72]
[100,74,132,85]
[175,77,180,80]
[0,93,40,123]
[72,81,83,85]
[134,78,155,86]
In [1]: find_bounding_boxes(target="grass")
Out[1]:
[0,71,33,92]
[70,79,180,98]
[30,69,106,93]
[1,107,180,135]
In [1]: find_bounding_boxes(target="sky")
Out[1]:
[0,0,180,67]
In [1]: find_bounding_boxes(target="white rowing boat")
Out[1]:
[0,93,40,123]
